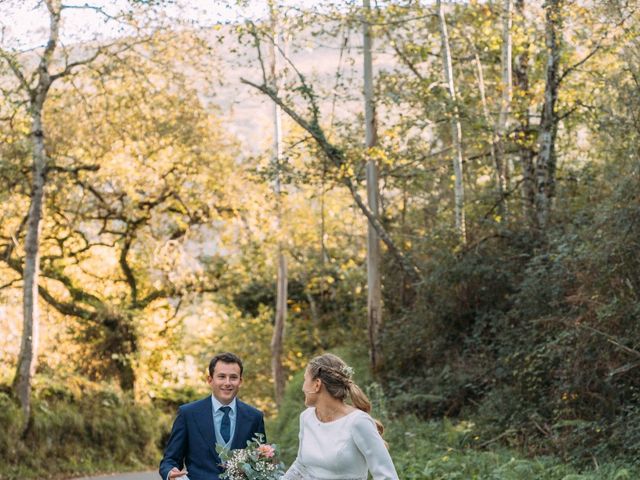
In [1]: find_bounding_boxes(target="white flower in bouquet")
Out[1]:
[217,434,285,480]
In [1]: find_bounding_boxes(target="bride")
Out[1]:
[282,353,399,480]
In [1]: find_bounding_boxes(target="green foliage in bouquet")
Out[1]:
[217,434,286,480]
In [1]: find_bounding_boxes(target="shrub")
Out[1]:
[0,378,168,480]
[380,170,640,465]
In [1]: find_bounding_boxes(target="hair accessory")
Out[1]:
[341,365,354,378]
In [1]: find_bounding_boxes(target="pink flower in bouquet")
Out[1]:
[257,444,275,458]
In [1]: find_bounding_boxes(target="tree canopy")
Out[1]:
[2,0,640,477]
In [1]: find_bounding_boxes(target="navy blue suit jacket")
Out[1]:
[159,397,266,480]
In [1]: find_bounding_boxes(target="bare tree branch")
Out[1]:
[559,7,638,86]
[240,77,421,282]
[0,50,31,91]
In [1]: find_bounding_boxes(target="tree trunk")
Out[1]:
[535,0,562,230]
[514,0,536,225]
[269,4,287,407]
[437,0,466,243]
[13,0,60,430]
[14,107,47,426]
[305,290,319,329]
[363,0,383,373]
[465,36,503,218]
[271,251,287,405]
[495,0,513,220]
[498,0,513,137]
[110,312,138,392]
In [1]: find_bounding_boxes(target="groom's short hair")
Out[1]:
[209,352,244,377]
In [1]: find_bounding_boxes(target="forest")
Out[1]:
[1,0,640,478]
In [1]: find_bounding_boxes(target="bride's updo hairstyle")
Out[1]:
[308,353,387,440]
[308,353,371,412]
[308,353,387,439]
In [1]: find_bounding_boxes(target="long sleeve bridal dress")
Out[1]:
[282,408,399,480]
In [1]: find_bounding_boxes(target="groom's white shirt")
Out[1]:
[211,394,237,449]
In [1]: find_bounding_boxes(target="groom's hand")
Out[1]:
[168,467,188,479]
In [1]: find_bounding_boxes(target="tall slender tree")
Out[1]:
[436,0,466,243]
[363,0,383,373]
[514,0,537,224]
[1,0,82,426]
[462,32,501,216]
[496,0,513,219]
[536,0,563,229]
[268,3,287,407]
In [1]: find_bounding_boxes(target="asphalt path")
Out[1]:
[70,472,158,480]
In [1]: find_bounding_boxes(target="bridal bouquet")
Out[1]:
[218,434,285,480]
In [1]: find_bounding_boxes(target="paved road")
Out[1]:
[71,472,158,480]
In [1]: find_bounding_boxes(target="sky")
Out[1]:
[0,0,348,52]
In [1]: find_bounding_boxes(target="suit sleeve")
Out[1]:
[159,408,187,480]
[256,411,266,442]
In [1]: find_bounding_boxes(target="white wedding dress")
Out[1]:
[282,408,399,480]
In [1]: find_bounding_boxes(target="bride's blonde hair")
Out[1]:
[307,353,385,437]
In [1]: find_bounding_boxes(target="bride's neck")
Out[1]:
[315,397,349,422]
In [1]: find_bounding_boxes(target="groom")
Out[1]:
[159,352,266,480]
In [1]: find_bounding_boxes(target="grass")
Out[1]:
[269,406,638,479]
[386,416,638,480]
[2,361,637,480]
[266,346,639,480]
[0,384,168,480]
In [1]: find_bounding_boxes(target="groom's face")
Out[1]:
[208,361,243,405]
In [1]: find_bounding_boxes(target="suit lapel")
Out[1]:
[231,400,251,449]
[194,397,220,462]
